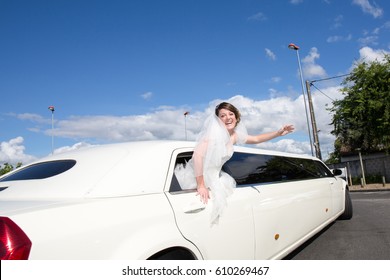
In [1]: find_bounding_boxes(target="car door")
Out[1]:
[222,151,334,259]
[165,149,259,260]
[251,179,333,259]
[251,158,334,259]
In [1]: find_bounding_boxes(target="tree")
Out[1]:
[329,54,390,161]
[0,162,22,176]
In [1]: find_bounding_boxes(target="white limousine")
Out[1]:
[0,141,352,260]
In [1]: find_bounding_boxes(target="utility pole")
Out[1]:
[305,81,322,159]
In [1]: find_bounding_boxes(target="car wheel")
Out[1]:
[338,188,353,220]
[148,247,196,260]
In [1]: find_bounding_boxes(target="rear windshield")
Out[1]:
[0,160,76,182]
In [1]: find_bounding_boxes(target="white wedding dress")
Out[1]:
[174,114,248,224]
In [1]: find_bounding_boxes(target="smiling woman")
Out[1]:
[174,102,294,224]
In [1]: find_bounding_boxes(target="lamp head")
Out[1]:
[288,43,299,50]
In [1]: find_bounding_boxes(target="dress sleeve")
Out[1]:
[234,121,248,145]
[193,138,207,177]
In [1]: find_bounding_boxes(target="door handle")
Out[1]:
[184,206,206,214]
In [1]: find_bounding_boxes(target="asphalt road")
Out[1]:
[285,190,390,260]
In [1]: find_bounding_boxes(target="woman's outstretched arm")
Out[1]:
[245,124,294,144]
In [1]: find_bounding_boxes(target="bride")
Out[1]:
[174,102,294,224]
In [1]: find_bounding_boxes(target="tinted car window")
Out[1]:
[0,160,76,182]
[170,151,334,191]
[223,152,333,186]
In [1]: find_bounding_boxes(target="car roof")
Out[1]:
[0,141,194,200]
[0,140,319,200]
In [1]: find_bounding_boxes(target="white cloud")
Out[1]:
[258,139,310,155]
[327,35,343,43]
[141,91,153,100]
[290,0,303,4]
[0,137,37,165]
[9,89,344,162]
[331,15,344,29]
[53,142,94,155]
[265,48,276,60]
[357,21,390,47]
[302,47,320,64]
[358,46,390,63]
[14,113,49,124]
[301,47,327,79]
[248,12,267,21]
[6,88,344,164]
[358,35,379,46]
[352,0,383,18]
[45,111,203,143]
[327,34,352,43]
[9,94,317,157]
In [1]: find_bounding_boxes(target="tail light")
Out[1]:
[0,217,32,260]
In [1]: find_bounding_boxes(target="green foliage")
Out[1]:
[0,162,22,176]
[324,152,339,165]
[329,54,390,159]
[351,174,384,185]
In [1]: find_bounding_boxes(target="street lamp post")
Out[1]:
[184,111,189,140]
[48,106,55,154]
[288,43,314,157]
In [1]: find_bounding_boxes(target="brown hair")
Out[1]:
[215,102,241,124]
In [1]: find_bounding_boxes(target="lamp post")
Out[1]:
[184,111,189,140]
[48,106,55,154]
[288,43,314,157]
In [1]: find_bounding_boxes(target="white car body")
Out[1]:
[0,141,351,260]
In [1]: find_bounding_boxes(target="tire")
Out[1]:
[338,188,353,220]
[148,247,196,260]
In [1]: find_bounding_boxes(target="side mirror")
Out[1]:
[333,169,343,176]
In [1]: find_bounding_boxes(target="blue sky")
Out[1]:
[1,0,389,165]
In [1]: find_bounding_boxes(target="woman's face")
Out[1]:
[218,108,237,133]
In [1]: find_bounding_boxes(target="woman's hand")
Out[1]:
[197,185,210,204]
[278,124,294,136]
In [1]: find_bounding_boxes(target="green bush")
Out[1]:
[352,174,383,185]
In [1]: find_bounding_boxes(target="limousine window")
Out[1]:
[223,152,333,186]
[169,151,333,192]
[170,152,193,192]
[0,160,77,182]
